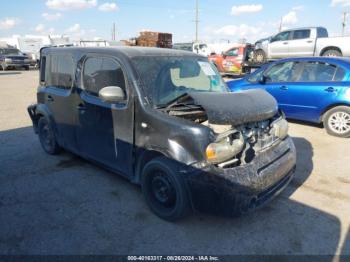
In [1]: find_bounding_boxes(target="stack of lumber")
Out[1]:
[136,31,172,48]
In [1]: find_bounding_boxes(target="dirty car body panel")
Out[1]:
[28,47,296,217]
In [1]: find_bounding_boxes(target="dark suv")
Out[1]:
[28,47,296,221]
[0,48,30,70]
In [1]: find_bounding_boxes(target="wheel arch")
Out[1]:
[320,103,350,122]
[33,104,57,134]
[134,149,167,184]
[320,46,342,56]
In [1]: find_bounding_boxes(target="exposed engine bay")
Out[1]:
[160,89,288,168]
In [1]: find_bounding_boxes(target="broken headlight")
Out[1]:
[206,134,244,164]
[271,118,289,140]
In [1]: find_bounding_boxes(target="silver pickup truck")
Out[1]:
[254,27,350,63]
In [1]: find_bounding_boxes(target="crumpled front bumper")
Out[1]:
[186,137,296,216]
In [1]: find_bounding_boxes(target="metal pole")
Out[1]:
[342,12,347,36]
[195,0,199,43]
[279,17,283,32]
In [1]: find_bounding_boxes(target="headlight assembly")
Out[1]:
[206,134,244,164]
[4,58,12,63]
[272,118,289,140]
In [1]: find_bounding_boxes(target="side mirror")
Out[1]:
[99,86,125,103]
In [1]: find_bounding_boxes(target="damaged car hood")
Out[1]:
[190,89,278,126]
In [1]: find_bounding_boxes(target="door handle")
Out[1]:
[47,95,54,102]
[325,87,336,93]
[280,86,288,90]
[307,40,313,43]
[76,104,86,111]
[283,42,289,45]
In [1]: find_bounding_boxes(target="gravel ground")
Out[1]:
[0,70,349,256]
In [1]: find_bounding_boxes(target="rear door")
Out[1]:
[76,55,134,177]
[43,53,77,151]
[268,31,292,59]
[283,61,347,122]
[288,29,315,57]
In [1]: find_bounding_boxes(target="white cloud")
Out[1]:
[331,0,350,6]
[282,11,298,25]
[98,2,118,12]
[66,23,81,33]
[0,18,20,30]
[35,24,45,32]
[46,0,97,10]
[231,4,263,15]
[34,24,55,34]
[215,24,262,38]
[292,5,304,11]
[42,12,62,21]
[65,23,87,40]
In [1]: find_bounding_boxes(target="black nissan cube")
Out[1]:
[28,47,296,221]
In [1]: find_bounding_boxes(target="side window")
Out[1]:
[40,56,46,84]
[264,62,297,83]
[247,70,264,83]
[83,57,126,97]
[298,62,338,82]
[292,30,311,40]
[47,54,74,89]
[271,31,291,42]
[317,28,328,38]
[334,67,346,81]
[225,48,239,56]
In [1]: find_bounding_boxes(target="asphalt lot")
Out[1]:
[0,70,349,256]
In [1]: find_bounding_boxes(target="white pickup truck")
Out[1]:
[253,27,350,63]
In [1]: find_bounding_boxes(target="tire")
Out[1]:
[38,117,61,154]
[253,49,267,64]
[322,49,342,57]
[1,64,7,71]
[141,156,191,221]
[24,66,30,71]
[323,106,350,138]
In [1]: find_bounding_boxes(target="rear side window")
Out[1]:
[47,54,74,89]
[298,62,340,82]
[292,30,311,40]
[317,28,328,38]
[333,67,346,81]
[83,57,126,97]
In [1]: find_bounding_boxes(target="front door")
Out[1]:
[76,55,134,177]
[268,31,291,59]
[260,61,303,114]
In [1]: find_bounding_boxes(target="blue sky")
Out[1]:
[0,0,350,43]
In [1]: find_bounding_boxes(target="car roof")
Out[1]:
[41,46,200,58]
[280,26,326,32]
[270,57,350,68]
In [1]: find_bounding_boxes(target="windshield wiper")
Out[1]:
[156,93,193,109]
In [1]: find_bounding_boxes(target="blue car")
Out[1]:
[227,57,350,138]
